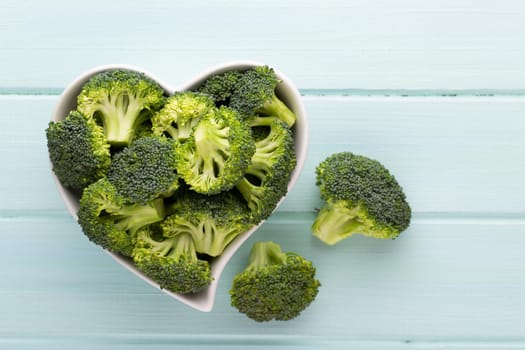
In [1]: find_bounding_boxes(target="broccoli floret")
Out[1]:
[132,225,212,294]
[77,69,165,147]
[77,178,165,256]
[107,136,179,204]
[164,190,252,257]
[151,91,214,141]
[235,117,296,222]
[230,66,296,127]
[46,110,111,190]
[312,152,411,245]
[230,241,320,322]
[197,70,243,105]
[176,106,255,195]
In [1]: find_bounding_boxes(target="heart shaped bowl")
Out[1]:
[50,61,308,312]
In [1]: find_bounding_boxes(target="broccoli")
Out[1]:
[46,110,111,190]
[77,178,165,256]
[230,66,296,127]
[151,91,214,141]
[176,106,255,195]
[163,190,252,257]
[77,69,165,147]
[235,117,296,222]
[230,241,320,322]
[312,152,411,245]
[107,136,179,204]
[197,70,243,105]
[132,225,212,294]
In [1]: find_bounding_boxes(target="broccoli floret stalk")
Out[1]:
[46,110,111,190]
[197,70,243,105]
[152,92,214,141]
[176,106,255,195]
[235,118,296,222]
[230,66,296,127]
[132,226,212,294]
[107,136,179,204]
[77,178,165,256]
[312,152,411,245]
[77,69,165,146]
[230,241,320,322]
[164,191,252,257]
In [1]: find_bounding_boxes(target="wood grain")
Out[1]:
[1,0,525,89]
[1,0,525,348]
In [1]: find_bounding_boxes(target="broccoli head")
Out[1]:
[77,178,165,256]
[163,190,252,257]
[46,110,111,190]
[230,241,320,322]
[196,70,243,105]
[77,69,165,146]
[235,117,296,222]
[151,91,214,141]
[312,152,411,245]
[176,106,255,195]
[230,66,296,127]
[107,136,179,204]
[132,225,212,294]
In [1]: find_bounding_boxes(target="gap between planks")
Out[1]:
[2,88,525,98]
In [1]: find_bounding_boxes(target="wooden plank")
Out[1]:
[1,0,525,89]
[1,217,525,346]
[1,95,523,213]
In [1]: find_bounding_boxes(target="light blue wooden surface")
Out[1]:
[1,1,525,349]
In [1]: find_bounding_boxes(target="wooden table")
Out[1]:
[1,1,524,349]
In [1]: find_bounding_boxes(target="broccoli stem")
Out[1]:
[114,198,165,234]
[246,241,286,270]
[99,97,148,146]
[311,202,365,245]
[259,95,296,127]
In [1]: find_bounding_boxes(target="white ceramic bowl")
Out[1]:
[51,61,309,312]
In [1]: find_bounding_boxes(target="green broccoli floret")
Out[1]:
[197,70,243,105]
[77,178,165,256]
[77,69,165,147]
[107,136,179,204]
[230,241,320,322]
[132,225,212,294]
[176,106,255,195]
[46,110,111,190]
[235,117,296,222]
[312,152,411,245]
[164,190,252,257]
[230,66,296,127]
[151,91,214,141]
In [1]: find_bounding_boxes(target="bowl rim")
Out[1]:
[50,61,309,312]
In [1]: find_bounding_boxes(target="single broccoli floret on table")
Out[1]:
[196,70,243,105]
[230,241,320,322]
[176,106,255,195]
[230,66,296,127]
[312,152,411,245]
[77,69,165,147]
[107,136,179,204]
[132,225,212,294]
[77,178,165,256]
[151,91,214,141]
[46,110,111,190]
[164,190,253,257]
[235,117,296,223]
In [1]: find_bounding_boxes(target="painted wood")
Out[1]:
[1,217,525,349]
[1,0,525,348]
[1,0,525,89]
[1,95,523,214]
